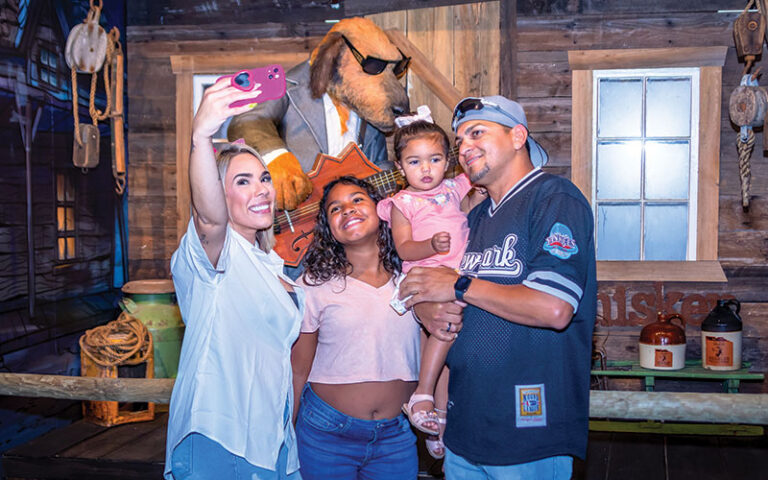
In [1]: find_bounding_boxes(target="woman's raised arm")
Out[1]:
[188,77,261,266]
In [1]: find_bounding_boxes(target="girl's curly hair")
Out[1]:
[302,176,401,285]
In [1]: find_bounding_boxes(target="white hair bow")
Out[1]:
[394,105,433,128]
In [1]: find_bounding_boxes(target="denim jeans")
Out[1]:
[295,384,417,480]
[170,433,301,480]
[444,447,572,480]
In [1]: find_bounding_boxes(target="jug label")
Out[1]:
[705,336,733,367]
[654,349,674,368]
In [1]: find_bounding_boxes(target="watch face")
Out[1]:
[455,275,472,292]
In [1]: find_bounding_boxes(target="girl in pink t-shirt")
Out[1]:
[377,114,485,459]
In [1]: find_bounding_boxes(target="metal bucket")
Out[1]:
[120,279,185,379]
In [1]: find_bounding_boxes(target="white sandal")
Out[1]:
[426,408,447,459]
[425,435,445,459]
[401,393,439,435]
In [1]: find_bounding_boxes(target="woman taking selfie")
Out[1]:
[165,77,303,480]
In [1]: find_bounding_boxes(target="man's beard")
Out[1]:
[469,164,489,184]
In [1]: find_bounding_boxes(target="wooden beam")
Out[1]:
[385,29,464,111]
[0,374,174,403]
[2,374,768,425]
[499,0,517,99]
[590,391,768,425]
[568,46,728,71]
[597,260,727,283]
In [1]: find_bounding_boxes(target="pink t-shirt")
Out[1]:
[377,174,472,272]
[300,275,421,384]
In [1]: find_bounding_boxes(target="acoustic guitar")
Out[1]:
[273,143,404,267]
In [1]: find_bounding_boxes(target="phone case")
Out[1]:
[218,64,287,108]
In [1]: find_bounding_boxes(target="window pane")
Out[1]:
[65,176,74,201]
[56,174,65,202]
[41,69,48,83]
[596,141,642,200]
[50,74,57,87]
[644,204,688,260]
[57,207,65,232]
[66,237,76,259]
[65,207,74,231]
[646,78,691,137]
[48,52,56,69]
[645,141,690,199]
[597,204,641,260]
[41,48,48,64]
[598,78,642,138]
[58,237,66,260]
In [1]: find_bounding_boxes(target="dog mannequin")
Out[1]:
[228,17,409,211]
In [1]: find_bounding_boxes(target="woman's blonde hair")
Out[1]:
[215,143,276,252]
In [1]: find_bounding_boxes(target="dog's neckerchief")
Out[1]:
[331,96,351,135]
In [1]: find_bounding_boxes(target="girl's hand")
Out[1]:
[192,77,262,142]
[430,232,451,254]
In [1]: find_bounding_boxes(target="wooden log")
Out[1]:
[590,390,768,425]
[1,374,768,424]
[0,374,174,404]
[385,29,464,111]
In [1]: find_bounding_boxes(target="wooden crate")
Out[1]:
[80,350,155,427]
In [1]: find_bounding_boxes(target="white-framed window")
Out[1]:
[592,68,699,261]
[193,74,230,142]
[569,46,727,282]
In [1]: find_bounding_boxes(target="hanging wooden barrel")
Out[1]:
[121,279,185,380]
[729,84,768,127]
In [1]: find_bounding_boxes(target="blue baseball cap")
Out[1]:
[452,95,549,167]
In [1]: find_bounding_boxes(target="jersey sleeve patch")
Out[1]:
[543,222,578,260]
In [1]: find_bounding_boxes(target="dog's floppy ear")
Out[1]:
[310,31,344,99]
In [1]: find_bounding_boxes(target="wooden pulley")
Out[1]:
[65,0,107,73]
[73,124,100,169]
[729,81,768,127]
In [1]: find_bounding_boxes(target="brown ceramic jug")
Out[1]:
[639,312,686,370]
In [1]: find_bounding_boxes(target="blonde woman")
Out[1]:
[165,78,303,480]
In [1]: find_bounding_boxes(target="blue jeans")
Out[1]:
[444,447,572,480]
[295,384,417,480]
[171,433,301,480]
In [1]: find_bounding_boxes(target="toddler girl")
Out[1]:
[376,108,484,459]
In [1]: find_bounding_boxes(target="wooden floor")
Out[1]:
[3,413,768,479]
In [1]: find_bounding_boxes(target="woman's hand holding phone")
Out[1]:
[219,64,287,108]
[192,77,262,142]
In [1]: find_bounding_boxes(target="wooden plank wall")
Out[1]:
[126,2,768,391]
[368,3,500,137]
[0,122,114,310]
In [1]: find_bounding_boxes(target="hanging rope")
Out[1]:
[736,128,755,212]
[72,28,119,146]
[79,312,152,368]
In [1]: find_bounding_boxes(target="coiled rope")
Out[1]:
[79,312,152,368]
[736,128,755,212]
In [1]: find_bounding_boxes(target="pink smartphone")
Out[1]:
[219,64,286,108]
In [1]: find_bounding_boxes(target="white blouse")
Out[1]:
[165,220,303,478]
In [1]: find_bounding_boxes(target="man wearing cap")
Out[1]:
[400,95,596,479]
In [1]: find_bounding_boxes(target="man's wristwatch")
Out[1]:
[454,275,473,302]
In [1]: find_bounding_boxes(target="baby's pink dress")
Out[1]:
[377,174,472,272]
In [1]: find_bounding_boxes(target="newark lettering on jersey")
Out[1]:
[460,233,523,277]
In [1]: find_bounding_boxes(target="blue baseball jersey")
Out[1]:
[445,168,596,465]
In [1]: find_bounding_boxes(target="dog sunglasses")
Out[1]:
[451,97,524,131]
[341,35,411,77]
